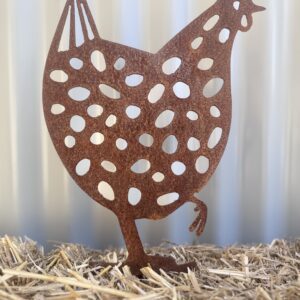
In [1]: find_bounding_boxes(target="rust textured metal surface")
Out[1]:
[43,0,264,274]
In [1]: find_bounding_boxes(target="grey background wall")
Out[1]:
[0,0,299,250]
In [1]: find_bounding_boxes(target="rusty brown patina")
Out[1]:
[43,0,264,274]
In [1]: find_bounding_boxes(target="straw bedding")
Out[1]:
[0,236,299,299]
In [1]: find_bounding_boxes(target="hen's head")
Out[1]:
[232,0,265,32]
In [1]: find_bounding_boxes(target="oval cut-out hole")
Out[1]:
[203,15,220,31]
[198,58,214,71]
[106,115,117,127]
[210,106,221,118]
[99,84,121,100]
[87,104,103,118]
[187,111,199,121]
[126,105,141,119]
[157,192,179,206]
[91,50,106,72]
[125,74,144,87]
[148,84,165,104]
[65,136,76,148]
[208,127,223,149]
[173,82,190,99]
[139,133,154,147]
[128,188,142,206]
[155,110,175,128]
[68,87,90,101]
[116,138,128,150]
[188,137,201,151]
[98,181,115,201]
[152,172,165,183]
[101,160,117,173]
[241,15,248,27]
[50,70,68,83]
[162,135,178,154]
[76,159,91,176]
[51,104,65,115]
[90,132,104,145]
[131,159,151,174]
[195,156,210,174]
[114,57,126,70]
[191,37,203,49]
[219,28,230,43]
[162,57,182,75]
[203,78,224,98]
[70,58,83,70]
[171,161,186,176]
[70,115,85,132]
[233,1,240,10]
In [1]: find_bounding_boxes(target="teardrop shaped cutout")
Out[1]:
[198,58,214,71]
[171,161,186,176]
[99,84,121,100]
[162,57,182,75]
[51,104,65,115]
[101,160,117,173]
[162,135,178,154]
[173,82,190,99]
[203,15,220,31]
[157,193,179,206]
[90,132,104,145]
[91,50,106,72]
[131,159,151,174]
[155,110,175,128]
[68,87,90,101]
[203,78,224,98]
[98,181,115,201]
[125,74,144,87]
[76,159,91,176]
[148,84,165,104]
[208,127,223,149]
[191,37,203,50]
[50,70,68,83]
[195,156,210,174]
[128,188,142,206]
[139,133,154,147]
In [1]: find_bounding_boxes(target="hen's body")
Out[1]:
[43,0,264,272]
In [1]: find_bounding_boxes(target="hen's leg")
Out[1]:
[118,214,195,275]
[189,196,207,236]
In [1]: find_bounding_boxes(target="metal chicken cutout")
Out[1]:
[43,0,264,274]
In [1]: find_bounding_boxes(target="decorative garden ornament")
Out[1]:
[43,0,264,274]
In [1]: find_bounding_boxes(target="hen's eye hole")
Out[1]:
[233,1,240,10]
[241,15,248,27]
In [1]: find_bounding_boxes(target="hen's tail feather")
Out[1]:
[53,0,100,53]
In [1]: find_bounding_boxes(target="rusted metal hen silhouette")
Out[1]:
[43,0,264,274]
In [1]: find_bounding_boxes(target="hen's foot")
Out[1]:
[123,254,196,276]
[189,198,207,236]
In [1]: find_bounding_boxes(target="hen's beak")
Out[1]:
[252,3,266,13]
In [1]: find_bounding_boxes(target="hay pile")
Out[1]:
[0,236,299,299]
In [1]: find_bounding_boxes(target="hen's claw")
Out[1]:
[189,199,207,236]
